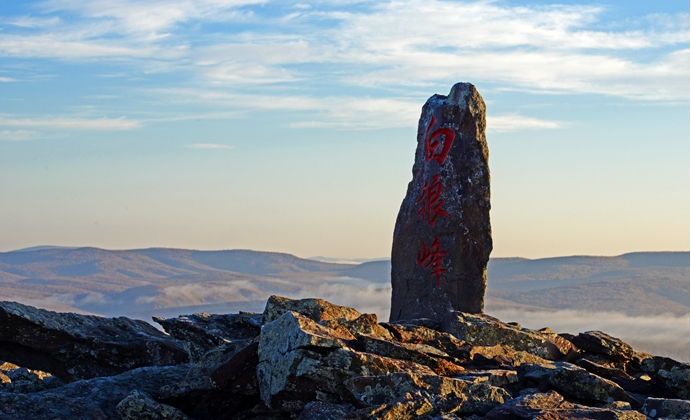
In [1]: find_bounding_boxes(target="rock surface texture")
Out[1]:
[391,82,492,322]
[0,301,189,382]
[0,295,688,419]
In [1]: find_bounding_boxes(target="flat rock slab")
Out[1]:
[441,310,569,360]
[0,301,188,382]
[391,82,491,321]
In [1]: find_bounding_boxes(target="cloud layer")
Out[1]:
[0,0,687,133]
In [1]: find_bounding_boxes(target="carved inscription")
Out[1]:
[417,114,452,288]
[417,236,448,289]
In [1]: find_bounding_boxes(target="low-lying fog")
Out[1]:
[6,273,689,363]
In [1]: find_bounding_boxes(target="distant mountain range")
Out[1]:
[0,246,687,317]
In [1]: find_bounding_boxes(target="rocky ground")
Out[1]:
[0,296,688,419]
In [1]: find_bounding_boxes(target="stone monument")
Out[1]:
[390,82,491,321]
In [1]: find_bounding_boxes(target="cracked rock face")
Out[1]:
[0,301,189,382]
[256,310,434,412]
[390,82,491,321]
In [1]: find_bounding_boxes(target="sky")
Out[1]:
[0,0,688,260]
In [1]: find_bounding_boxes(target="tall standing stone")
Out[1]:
[390,83,491,322]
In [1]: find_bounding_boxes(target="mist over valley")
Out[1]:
[1,247,688,361]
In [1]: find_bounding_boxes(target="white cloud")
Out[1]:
[155,88,564,132]
[3,16,61,28]
[0,0,685,135]
[487,115,564,133]
[40,0,264,35]
[0,130,43,141]
[0,1,684,99]
[185,143,233,149]
[0,116,141,130]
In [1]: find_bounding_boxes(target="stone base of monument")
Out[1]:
[391,82,492,321]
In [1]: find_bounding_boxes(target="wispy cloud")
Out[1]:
[185,143,233,149]
[487,115,564,133]
[0,0,685,100]
[0,0,686,135]
[0,116,141,130]
[155,88,563,132]
[0,130,43,141]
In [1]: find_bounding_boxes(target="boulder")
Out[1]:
[0,365,188,419]
[345,372,510,415]
[570,331,635,361]
[441,311,569,360]
[356,334,465,376]
[155,339,259,418]
[641,397,690,419]
[521,362,639,407]
[262,295,361,324]
[639,355,690,399]
[0,301,189,382]
[464,344,552,367]
[390,82,491,321]
[0,360,64,393]
[346,393,435,420]
[116,390,190,420]
[575,358,633,380]
[381,323,465,353]
[257,311,434,413]
[454,369,518,387]
[484,391,646,419]
[152,312,261,359]
[297,401,354,419]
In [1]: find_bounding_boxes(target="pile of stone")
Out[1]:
[0,297,688,419]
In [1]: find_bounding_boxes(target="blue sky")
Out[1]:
[0,0,688,259]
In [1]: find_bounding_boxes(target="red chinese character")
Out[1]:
[424,115,455,165]
[417,236,448,289]
[416,174,449,228]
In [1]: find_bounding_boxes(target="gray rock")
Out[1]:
[441,310,570,360]
[0,365,188,419]
[346,394,436,419]
[454,369,518,387]
[571,331,635,361]
[116,390,190,420]
[0,360,64,393]
[356,334,465,376]
[155,338,256,415]
[381,322,465,353]
[263,295,362,324]
[642,397,690,419]
[345,372,510,415]
[152,312,261,359]
[521,362,639,407]
[0,301,189,382]
[390,82,491,321]
[257,311,434,413]
[298,401,354,419]
[639,355,690,399]
[464,344,552,367]
[484,391,646,419]
[323,313,394,341]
